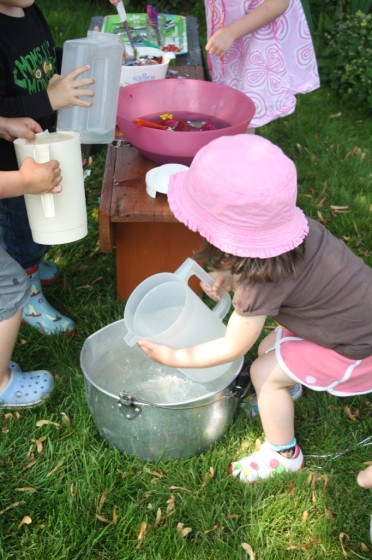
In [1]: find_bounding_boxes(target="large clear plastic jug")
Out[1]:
[123,258,240,383]
[57,33,123,144]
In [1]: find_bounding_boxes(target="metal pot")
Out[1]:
[80,320,250,460]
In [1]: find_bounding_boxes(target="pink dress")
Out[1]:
[204,0,320,127]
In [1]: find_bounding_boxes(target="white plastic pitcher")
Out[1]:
[124,258,235,383]
[14,131,87,245]
[57,32,123,144]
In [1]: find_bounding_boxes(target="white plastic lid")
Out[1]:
[145,163,189,198]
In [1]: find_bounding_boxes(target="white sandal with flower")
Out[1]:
[228,440,305,483]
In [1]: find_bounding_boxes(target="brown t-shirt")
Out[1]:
[233,218,372,359]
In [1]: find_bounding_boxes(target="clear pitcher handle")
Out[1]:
[33,144,55,218]
[174,258,231,320]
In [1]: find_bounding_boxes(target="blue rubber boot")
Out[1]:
[39,260,59,285]
[22,264,76,335]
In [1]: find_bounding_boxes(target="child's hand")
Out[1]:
[0,116,42,142]
[137,340,177,366]
[47,65,95,111]
[200,270,235,300]
[206,28,235,57]
[19,158,62,195]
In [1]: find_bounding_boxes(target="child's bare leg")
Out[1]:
[229,333,305,482]
[241,330,302,417]
[251,350,295,445]
[0,309,22,392]
[253,331,297,441]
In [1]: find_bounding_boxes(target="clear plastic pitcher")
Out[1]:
[124,258,235,383]
[14,131,87,245]
[57,32,123,144]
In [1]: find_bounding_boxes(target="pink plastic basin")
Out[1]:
[116,79,255,164]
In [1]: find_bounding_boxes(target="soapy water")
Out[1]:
[90,346,210,404]
[139,111,230,132]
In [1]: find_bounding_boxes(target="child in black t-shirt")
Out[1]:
[0,1,94,335]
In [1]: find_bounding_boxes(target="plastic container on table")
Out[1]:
[57,32,123,144]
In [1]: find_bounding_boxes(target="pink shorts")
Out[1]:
[273,327,372,396]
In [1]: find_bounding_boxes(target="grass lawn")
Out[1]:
[0,2,371,559]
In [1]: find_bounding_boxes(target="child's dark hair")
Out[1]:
[195,241,306,283]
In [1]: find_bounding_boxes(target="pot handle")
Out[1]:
[233,361,252,399]
[117,392,142,419]
[174,258,231,320]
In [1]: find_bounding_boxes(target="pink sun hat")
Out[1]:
[167,134,309,258]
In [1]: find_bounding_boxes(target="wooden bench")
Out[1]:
[96,16,206,300]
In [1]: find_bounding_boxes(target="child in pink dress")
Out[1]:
[204,0,320,128]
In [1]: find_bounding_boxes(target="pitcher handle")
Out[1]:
[174,258,231,320]
[33,144,55,218]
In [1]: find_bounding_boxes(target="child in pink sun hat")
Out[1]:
[137,134,372,483]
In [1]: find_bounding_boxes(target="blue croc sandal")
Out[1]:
[39,260,60,285]
[0,369,54,409]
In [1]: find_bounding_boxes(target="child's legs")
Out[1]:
[0,246,31,389]
[250,347,296,446]
[0,309,22,391]
[251,326,372,442]
[0,197,48,269]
